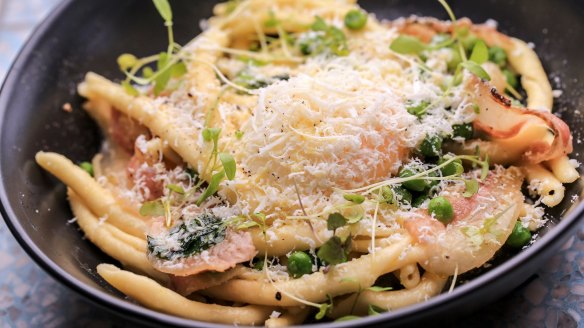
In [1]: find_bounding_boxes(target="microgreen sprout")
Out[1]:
[117,0,187,96]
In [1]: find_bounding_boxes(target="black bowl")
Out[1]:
[1,0,583,327]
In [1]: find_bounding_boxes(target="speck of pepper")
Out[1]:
[275,292,282,301]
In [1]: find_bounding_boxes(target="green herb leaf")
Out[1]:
[317,235,351,265]
[122,80,140,96]
[139,200,165,217]
[235,130,244,140]
[367,286,393,292]
[202,127,221,143]
[480,155,490,180]
[166,184,185,195]
[463,179,479,198]
[368,304,386,316]
[316,303,332,320]
[196,171,225,205]
[311,16,328,32]
[335,315,361,322]
[153,52,173,95]
[406,100,430,117]
[171,61,187,77]
[236,220,260,230]
[152,0,172,23]
[343,205,365,224]
[390,35,427,55]
[343,193,365,204]
[460,61,491,81]
[327,213,347,231]
[117,53,137,71]
[218,152,237,180]
[79,162,94,177]
[469,40,488,65]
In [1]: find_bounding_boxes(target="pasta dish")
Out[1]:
[35,0,578,325]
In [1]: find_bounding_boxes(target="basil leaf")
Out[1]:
[327,213,347,231]
[219,152,237,180]
[463,179,479,198]
[460,61,491,81]
[390,35,427,55]
[152,0,172,22]
[469,40,488,65]
[139,200,165,217]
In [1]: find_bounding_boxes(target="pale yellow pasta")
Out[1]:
[507,38,553,110]
[397,264,421,290]
[329,273,448,318]
[522,164,565,207]
[68,191,165,281]
[546,156,580,184]
[36,152,146,237]
[265,307,312,327]
[96,264,274,325]
[202,236,420,306]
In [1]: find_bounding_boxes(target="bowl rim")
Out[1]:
[1,0,583,327]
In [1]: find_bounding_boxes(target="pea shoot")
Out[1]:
[79,161,94,177]
[506,222,532,248]
[428,196,454,224]
[344,9,368,30]
[287,251,313,278]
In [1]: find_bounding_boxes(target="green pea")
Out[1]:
[452,123,474,140]
[79,162,94,177]
[425,169,440,189]
[399,168,427,192]
[439,157,464,177]
[503,69,518,89]
[488,46,507,67]
[428,196,454,224]
[287,251,313,278]
[447,47,462,72]
[419,135,443,158]
[344,9,368,30]
[506,222,532,248]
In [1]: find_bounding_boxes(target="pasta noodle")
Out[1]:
[35,0,578,325]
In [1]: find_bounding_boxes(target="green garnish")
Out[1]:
[118,0,187,96]
[368,304,386,315]
[287,251,313,278]
[488,46,508,67]
[335,316,361,322]
[399,166,430,192]
[506,221,532,248]
[460,61,491,81]
[462,179,479,198]
[79,161,94,177]
[147,213,226,260]
[439,156,464,177]
[195,171,225,206]
[166,184,185,195]
[419,135,443,157]
[469,40,489,65]
[139,200,165,217]
[317,235,351,265]
[344,9,368,30]
[366,286,392,292]
[234,130,244,140]
[406,100,431,117]
[343,193,365,204]
[299,16,349,56]
[452,123,474,140]
[390,35,427,55]
[327,212,348,232]
[218,152,236,180]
